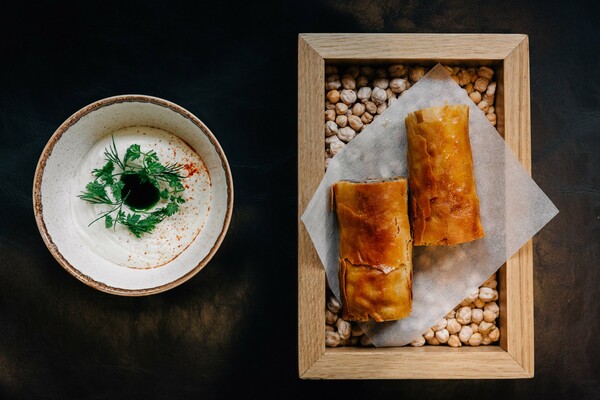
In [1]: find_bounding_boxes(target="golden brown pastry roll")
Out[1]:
[405,104,485,246]
[332,178,413,322]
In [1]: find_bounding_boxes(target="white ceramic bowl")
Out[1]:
[33,95,233,296]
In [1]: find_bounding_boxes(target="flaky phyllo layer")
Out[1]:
[332,179,413,322]
[405,104,485,246]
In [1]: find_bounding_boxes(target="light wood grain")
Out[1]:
[502,36,534,377]
[503,36,532,173]
[297,33,533,379]
[297,35,327,377]
[303,347,529,380]
[300,33,526,62]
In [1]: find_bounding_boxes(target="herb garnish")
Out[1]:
[78,136,186,238]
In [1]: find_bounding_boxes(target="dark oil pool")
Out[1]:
[121,173,160,210]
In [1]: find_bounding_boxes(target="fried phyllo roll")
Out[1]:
[405,104,484,246]
[332,178,413,322]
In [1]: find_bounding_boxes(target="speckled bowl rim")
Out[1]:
[33,94,234,296]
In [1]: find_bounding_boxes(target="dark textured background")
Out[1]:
[1,0,598,399]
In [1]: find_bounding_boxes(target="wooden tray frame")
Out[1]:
[297,33,533,379]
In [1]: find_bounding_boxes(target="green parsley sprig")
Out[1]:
[78,136,186,238]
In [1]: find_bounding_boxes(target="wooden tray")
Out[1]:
[297,33,533,379]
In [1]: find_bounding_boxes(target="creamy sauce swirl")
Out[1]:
[71,126,212,269]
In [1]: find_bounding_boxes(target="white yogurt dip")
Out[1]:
[71,126,212,269]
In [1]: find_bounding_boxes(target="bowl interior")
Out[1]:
[34,96,232,295]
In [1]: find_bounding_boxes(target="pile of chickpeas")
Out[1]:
[324,63,497,171]
[324,63,500,348]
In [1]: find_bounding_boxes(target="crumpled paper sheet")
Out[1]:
[300,63,558,347]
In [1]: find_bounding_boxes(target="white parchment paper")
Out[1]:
[300,64,559,347]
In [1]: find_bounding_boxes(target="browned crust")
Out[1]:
[339,260,412,322]
[405,104,484,246]
[332,179,413,322]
